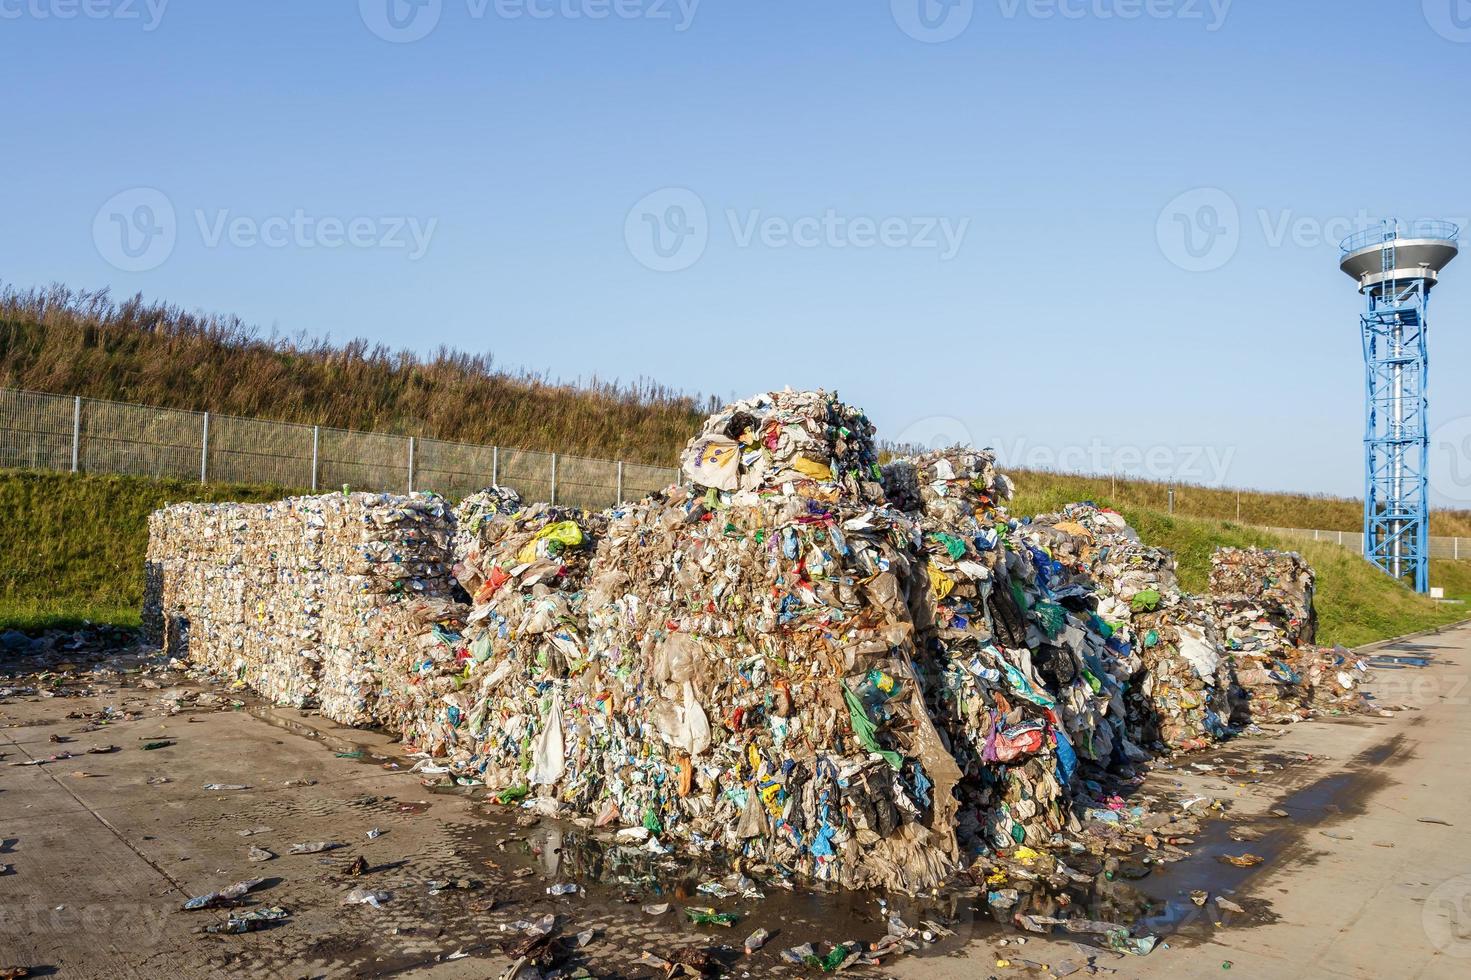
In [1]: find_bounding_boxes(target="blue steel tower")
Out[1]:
[1340,220,1459,593]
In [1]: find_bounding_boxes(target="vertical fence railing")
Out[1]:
[0,385,680,508]
[10,385,1469,554]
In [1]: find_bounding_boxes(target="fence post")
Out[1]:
[616,461,624,505]
[491,446,499,487]
[550,453,558,505]
[311,426,319,492]
[71,396,81,473]
[200,412,210,484]
[406,437,416,493]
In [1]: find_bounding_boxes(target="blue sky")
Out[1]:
[4,0,1471,503]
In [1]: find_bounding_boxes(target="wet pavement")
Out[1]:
[3,622,1470,978]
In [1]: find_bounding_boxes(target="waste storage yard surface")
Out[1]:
[0,624,1467,979]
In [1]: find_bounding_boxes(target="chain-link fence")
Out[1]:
[8,385,1471,556]
[0,386,679,507]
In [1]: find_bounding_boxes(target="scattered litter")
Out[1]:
[289,841,343,854]
[203,905,289,934]
[182,878,266,911]
[342,888,390,908]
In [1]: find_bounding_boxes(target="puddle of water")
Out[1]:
[1367,655,1431,669]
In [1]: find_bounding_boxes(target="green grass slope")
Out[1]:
[0,470,293,629]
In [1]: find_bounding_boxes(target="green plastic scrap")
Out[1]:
[684,906,739,927]
[494,784,530,805]
[643,806,663,834]
[1032,601,1066,638]
[841,685,903,771]
[1130,589,1162,613]
[1105,929,1158,956]
[804,943,855,972]
[930,532,967,560]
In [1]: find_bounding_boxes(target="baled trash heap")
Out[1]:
[577,391,962,893]
[144,492,455,722]
[392,493,605,786]
[1208,547,1366,720]
[395,392,965,892]
[884,450,1138,854]
[1023,504,1236,754]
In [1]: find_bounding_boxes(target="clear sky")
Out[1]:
[4,1,1471,504]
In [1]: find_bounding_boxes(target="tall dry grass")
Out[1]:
[0,283,706,465]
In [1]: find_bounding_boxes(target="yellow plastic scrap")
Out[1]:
[515,521,584,563]
[928,565,955,601]
[1013,845,1042,864]
[791,456,833,481]
[985,869,1009,886]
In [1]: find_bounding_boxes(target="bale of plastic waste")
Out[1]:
[144,492,456,719]
[884,451,1138,853]
[1207,547,1366,722]
[680,388,886,504]
[1023,504,1236,754]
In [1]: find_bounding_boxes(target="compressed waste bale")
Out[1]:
[401,394,964,894]
[396,500,605,778]
[1206,547,1366,721]
[680,388,885,504]
[1209,547,1316,647]
[1022,504,1236,754]
[144,491,456,718]
[884,450,1139,854]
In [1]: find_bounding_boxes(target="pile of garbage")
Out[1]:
[1208,547,1366,721]
[1021,504,1235,754]
[144,390,1368,907]
[881,451,1140,857]
[144,492,455,723]
[391,496,605,790]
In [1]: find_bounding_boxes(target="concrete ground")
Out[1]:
[2,622,1470,979]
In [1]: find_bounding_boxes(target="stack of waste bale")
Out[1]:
[397,391,962,894]
[315,493,458,725]
[885,451,1139,855]
[579,392,959,893]
[1207,547,1365,720]
[144,492,456,717]
[1024,504,1236,753]
[391,493,604,786]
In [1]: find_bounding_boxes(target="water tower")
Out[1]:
[1340,219,1459,592]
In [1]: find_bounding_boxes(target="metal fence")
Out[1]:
[0,386,679,509]
[7,384,1471,557]
[1257,525,1471,562]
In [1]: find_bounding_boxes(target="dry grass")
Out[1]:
[0,283,706,466]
